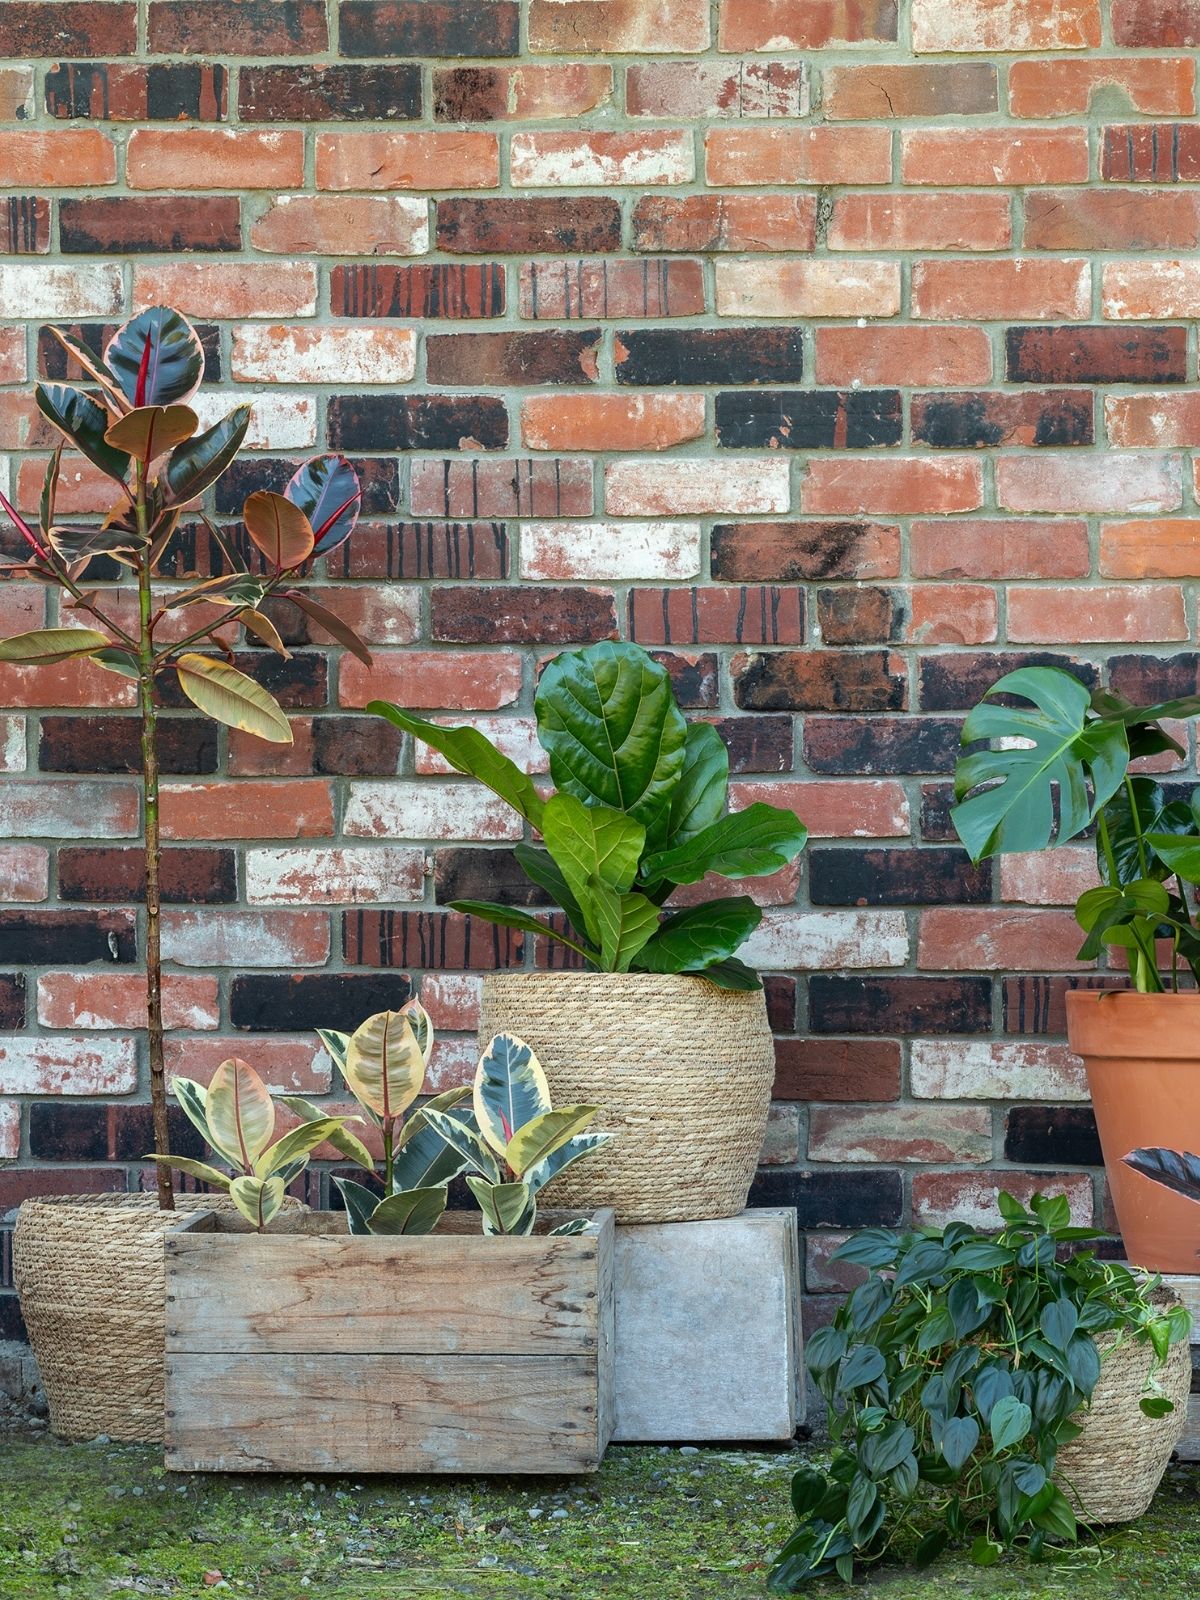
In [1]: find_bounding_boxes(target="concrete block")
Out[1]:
[612,1207,803,1442]
[0,1339,42,1407]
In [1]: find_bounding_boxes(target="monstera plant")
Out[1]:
[0,307,369,1207]
[372,640,807,989]
[951,664,1200,1273]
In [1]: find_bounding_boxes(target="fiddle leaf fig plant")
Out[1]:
[371,641,808,990]
[952,665,1200,992]
[0,306,371,1210]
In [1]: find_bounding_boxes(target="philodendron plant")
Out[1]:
[154,1058,355,1232]
[951,665,1200,991]
[372,640,808,990]
[0,305,370,1210]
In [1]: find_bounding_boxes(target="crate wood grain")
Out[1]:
[163,1209,615,1475]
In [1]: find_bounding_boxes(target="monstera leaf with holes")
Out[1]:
[0,304,374,1208]
[369,641,807,988]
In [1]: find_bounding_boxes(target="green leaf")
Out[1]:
[176,654,292,744]
[35,384,130,484]
[697,956,763,990]
[276,1095,373,1172]
[1143,831,1200,885]
[665,721,728,848]
[990,1395,1033,1454]
[149,1154,231,1190]
[1065,1334,1102,1394]
[206,1057,274,1170]
[640,802,808,888]
[951,666,1128,861]
[420,1106,502,1184]
[446,899,596,962]
[588,880,662,973]
[0,628,110,665]
[913,1529,950,1568]
[805,1325,847,1375]
[48,525,144,563]
[840,1345,886,1390]
[949,1242,1014,1271]
[390,1113,473,1191]
[367,702,544,828]
[258,1117,348,1178]
[105,306,203,407]
[941,1415,981,1472]
[1102,778,1192,885]
[970,1537,1003,1568]
[513,843,591,939]
[467,1176,536,1236]
[550,1217,590,1237]
[171,1078,214,1147]
[534,640,687,837]
[833,1229,902,1268]
[316,1028,351,1073]
[789,1467,828,1519]
[165,405,252,506]
[916,1304,956,1352]
[1039,1297,1078,1352]
[541,791,647,951]
[333,1175,379,1235]
[229,1173,286,1231]
[1141,1395,1176,1419]
[506,1104,600,1179]
[525,1130,613,1194]
[634,897,762,974]
[474,1032,552,1156]
[1030,1485,1077,1543]
[368,1186,447,1235]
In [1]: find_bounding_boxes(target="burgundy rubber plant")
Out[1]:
[0,306,370,1209]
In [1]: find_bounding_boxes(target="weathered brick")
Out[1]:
[912,391,1093,449]
[0,1037,137,1097]
[1010,57,1195,117]
[0,4,137,56]
[627,586,804,646]
[714,259,900,318]
[816,327,991,387]
[340,1,519,56]
[912,0,1100,51]
[529,0,710,53]
[749,1168,903,1230]
[45,62,226,120]
[161,909,329,968]
[231,324,415,386]
[801,457,983,516]
[240,64,421,121]
[1007,325,1187,383]
[731,778,910,838]
[816,586,899,646]
[999,848,1099,907]
[132,261,316,317]
[438,197,621,254]
[1106,393,1200,448]
[231,973,412,1033]
[1008,583,1187,643]
[344,780,522,842]
[627,59,806,118]
[254,198,429,259]
[1113,0,1200,46]
[911,258,1090,321]
[920,651,1096,711]
[37,972,218,1031]
[343,909,524,969]
[720,0,897,49]
[918,907,1087,971]
[622,330,806,388]
[710,521,901,582]
[327,394,508,451]
[522,259,705,321]
[996,453,1183,514]
[902,127,1088,185]
[1100,518,1200,576]
[829,194,1012,252]
[824,63,997,119]
[434,847,547,908]
[803,715,963,774]
[426,329,599,387]
[716,390,901,450]
[910,518,1090,579]
[245,847,423,906]
[605,458,790,516]
[809,850,991,909]
[1002,974,1125,1036]
[316,132,498,192]
[128,128,302,190]
[513,131,693,187]
[774,1039,901,1103]
[809,1106,992,1165]
[733,650,906,713]
[339,650,522,711]
[60,196,240,254]
[1103,259,1200,318]
[706,127,892,186]
[147,0,327,51]
[432,585,616,645]
[912,1172,1093,1230]
[911,1040,1088,1100]
[522,392,704,452]
[0,909,134,966]
[434,65,613,121]
[1026,190,1200,249]
[633,194,816,253]
[520,521,701,581]
[411,457,592,519]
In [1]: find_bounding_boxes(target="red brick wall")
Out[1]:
[2,0,1197,1334]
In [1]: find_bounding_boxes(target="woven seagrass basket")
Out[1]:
[479,972,774,1224]
[13,1192,284,1443]
[1055,1321,1190,1523]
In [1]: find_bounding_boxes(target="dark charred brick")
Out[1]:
[817,586,900,645]
[618,329,806,388]
[231,973,413,1032]
[920,652,1096,711]
[433,66,511,121]
[0,911,135,965]
[210,458,397,521]
[28,1103,205,1163]
[434,847,552,908]
[709,715,794,774]
[710,521,899,582]
[652,652,719,709]
[716,389,901,448]
[1004,1106,1102,1165]
[734,650,907,713]
[784,1038,883,1100]
[1108,652,1200,705]
[810,975,994,1034]
[58,846,237,904]
[331,262,505,319]
[147,0,328,53]
[1006,326,1187,385]
[340,1,519,56]
[804,715,965,774]
[0,976,23,1029]
[919,783,957,843]
[39,321,221,383]
[425,330,600,387]
[749,1167,904,1228]
[0,4,136,55]
[344,910,524,970]
[1103,123,1200,180]
[912,390,1093,448]
[1002,974,1131,1035]
[39,716,217,775]
[765,974,798,1033]
[312,717,404,776]
[1112,0,1200,45]
[61,196,241,253]
[155,652,326,709]
[810,848,991,907]
[437,197,621,255]
[627,586,804,647]
[239,63,421,121]
[1,197,49,254]
[332,520,509,580]
[327,395,508,452]
[159,519,281,579]
[432,585,615,645]
[45,61,227,120]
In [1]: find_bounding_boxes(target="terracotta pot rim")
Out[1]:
[1065,989,1200,1009]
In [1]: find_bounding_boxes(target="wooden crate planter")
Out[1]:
[163,1209,614,1475]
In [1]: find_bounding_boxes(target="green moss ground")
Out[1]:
[1,1427,1198,1600]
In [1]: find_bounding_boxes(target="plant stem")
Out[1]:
[1096,809,1120,888]
[383,1119,394,1194]
[1122,775,1149,878]
[135,463,173,1212]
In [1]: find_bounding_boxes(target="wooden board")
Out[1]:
[1160,1274,1200,1331]
[165,1353,603,1474]
[1178,1394,1200,1462]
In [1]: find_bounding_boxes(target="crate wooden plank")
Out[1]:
[1160,1274,1200,1334]
[165,1210,608,1356]
[165,1353,603,1474]
[1178,1394,1200,1462]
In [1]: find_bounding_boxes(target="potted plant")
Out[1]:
[370,640,808,1223]
[156,1018,615,1474]
[951,665,1200,1272]
[769,1193,1191,1590]
[5,305,371,1441]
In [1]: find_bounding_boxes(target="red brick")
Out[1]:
[719,0,897,49]
[632,194,816,253]
[824,63,997,119]
[801,457,983,516]
[161,909,330,968]
[147,0,328,52]
[711,521,901,582]
[1102,123,1200,182]
[410,456,593,518]
[912,0,1100,52]
[339,0,520,57]
[316,132,499,191]
[996,453,1182,514]
[339,651,523,710]
[912,1171,1093,1230]
[774,1039,901,1102]
[1104,259,1200,318]
[37,972,219,1031]
[435,64,612,120]
[159,781,334,840]
[627,59,806,118]
[0,328,26,384]
[252,196,429,256]
[809,1105,992,1165]
[1026,190,1200,250]
[627,586,804,646]
[906,584,998,645]
[245,846,424,905]
[910,519,1090,579]
[128,128,302,189]
[418,972,481,1032]
[0,847,49,902]
[901,127,1088,185]
[706,127,891,187]
[521,392,705,451]
[529,0,710,52]
[61,196,240,254]
[829,193,1012,252]
[815,327,991,387]
[521,258,705,320]
[1100,519,1200,577]
[733,650,907,714]
[1105,392,1200,448]
[164,1036,331,1095]
[44,61,227,121]
[437,196,621,254]
[132,262,316,317]
[0,130,114,187]
[912,257,1089,321]
[918,908,1088,971]
[0,4,136,56]
[1007,583,1187,643]
[1009,57,1195,117]
[1113,0,1200,46]
[344,781,522,842]
[999,848,1099,906]
[730,779,910,838]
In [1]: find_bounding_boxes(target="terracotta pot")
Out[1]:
[1066,990,1200,1273]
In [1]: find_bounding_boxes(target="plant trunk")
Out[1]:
[136,472,173,1211]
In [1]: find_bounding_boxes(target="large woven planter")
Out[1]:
[13,1192,245,1443]
[1055,1323,1190,1523]
[479,972,774,1224]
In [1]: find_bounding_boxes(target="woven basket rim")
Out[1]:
[481,971,761,993]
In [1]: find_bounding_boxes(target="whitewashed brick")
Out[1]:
[0,1100,18,1160]
[740,910,909,970]
[0,1036,137,1095]
[521,521,703,581]
[416,717,547,776]
[345,781,524,842]
[910,1040,1089,1101]
[231,326,417,385]
[0,264,123,319]
[511,132,694,187]
[191,391,317,449]
[605,459,791,516]
[245,846,425,905]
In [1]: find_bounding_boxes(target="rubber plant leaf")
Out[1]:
[275,1095,374,1172]
[367,1187,448,1236]
[43,324,129,414]
[105,306,204,407]
[506,1105,601,1180]
[342,1010,424,1122]
[204,1057,274,1170]
[258,1115,351,1177]
[473,1033,552,1159]
[421,1107,502,1184]
[35,384,130,485]
[104,404,197,464]
[175,653,293,744]
[951,666,1129,862]
[1122,1147,1200,1204]
[332,1175,380,1236]
[634,897,763,975]
[284,453,361,556]
[368,702,544,828]
[641,802,808,889]
[525,1131,614,1195]
[393,1083,471,1152]
[164,405,252,506]
[229,1174,286,1232]
[242,490,315,571]
[467,1176,536,1237]
[285,591,371,666]
[390,1114,474,1191]
[171,1079,215,1148]
[534,640,687,838]
[399,998,435,1070]
[47,526,144,563]
[149,1155,231,1190]
[241,607,290,658]
[0,628,110,664]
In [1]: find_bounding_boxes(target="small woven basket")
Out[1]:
[14,1192,265,1443]
[479,971,774,1224]
[1055,1322,1190,1523]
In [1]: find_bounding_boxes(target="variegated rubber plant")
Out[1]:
[154,1058,357,1231]
[0,307,371,1210]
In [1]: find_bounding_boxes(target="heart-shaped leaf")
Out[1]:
[105,306,204,407]
[634,896,762,974]
[205,1057,274,1170]
[342,1009,424,1122]
[369,702,543,827]
[641,802,807,888]
[105,404,197,463]
[242,490,315,571]
[175,653,292,743]
[284,454,361,555]
[368,1186,447,1236]
[0,627,110,664]
[941,1415,981,1473]
[989,1394,1033,1454]
[35,384,129,484]
[165,405,252,506]
[474,1032,552,1158]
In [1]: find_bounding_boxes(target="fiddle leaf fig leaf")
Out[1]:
[634,897,762,975]
[368,702,543,827]
[665,721,728,847]
[640,802,808,888]
[446,900,596,962]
